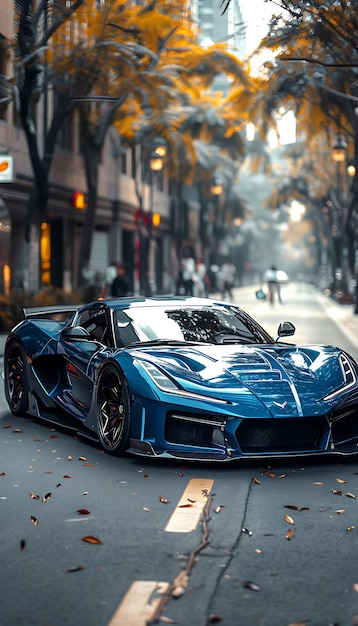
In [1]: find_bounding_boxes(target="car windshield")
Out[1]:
[114,305,273,347]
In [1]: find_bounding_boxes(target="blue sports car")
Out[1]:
[4,296,358,461]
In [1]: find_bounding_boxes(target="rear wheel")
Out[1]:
[96,364,130,455]
[4,340,29,416]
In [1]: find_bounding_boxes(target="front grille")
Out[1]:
[236,417,328,454]
[165,412,225,447]
[330,406,358,446]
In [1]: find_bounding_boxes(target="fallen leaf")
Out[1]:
[83,463,94,466]
[56,483,61,488]
[171,585,185,598]
[346,492,356,499]
[214,505,224,514]
[143,507,151,512]
[65,566,84,573]
[49,435,58,438]
[242,580,260,591]
[255,548,262,554]
[159,617,177,624]
[285,514,295,525]
[67,456,72,461]
[285,505,309,511]
[335,509,346,514]
[79,456,87,461]
[288,622,308,626]
[0,472,7,476]
[353,583,358,592]
[63,474,73,479]
[159,496,169,504]
[179,503,194,508]
[20,539,26,551]
[331,489,343,495]
[30,492,40,500]
[208,615,223,623]
[252,477,261,484]
[3,425,11,429]
[286,528,295,541]
[42,492,51,503]
[319,506,330,512]
[143,474,149,478]
[336,477,347,484]
[187,498,196,503]
[12,428,23,433]
[30,515,38,526]
[81,536,102,544]
[45,471,53,474]
[77,509,90,515]
[313,481,323,485]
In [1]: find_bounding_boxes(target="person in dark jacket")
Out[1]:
[111,263,130,297]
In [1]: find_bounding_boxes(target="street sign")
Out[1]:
[0,155,13,182]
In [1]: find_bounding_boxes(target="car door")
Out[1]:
[56,304,112,419]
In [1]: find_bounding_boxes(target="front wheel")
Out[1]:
[4,339,29,416]
[96,364,131,455]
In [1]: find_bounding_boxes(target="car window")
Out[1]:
[75,306,112,345]
[115,305,272,345]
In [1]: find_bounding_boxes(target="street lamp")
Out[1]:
[210,176,224,265]
[332,135,348,163]
[139,146,165,296]
[331,136,348,297]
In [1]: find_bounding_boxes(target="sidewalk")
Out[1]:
[0,284,358,356]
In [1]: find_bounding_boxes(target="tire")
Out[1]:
[4,339,29,416]
[96,363,131,455]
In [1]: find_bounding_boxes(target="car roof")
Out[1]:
[93,296,232,310]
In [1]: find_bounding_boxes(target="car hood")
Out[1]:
[133,343,348,417]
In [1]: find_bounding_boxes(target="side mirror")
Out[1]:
[61,326,91,341]
[277,321,295,339]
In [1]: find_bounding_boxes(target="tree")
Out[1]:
[248,0,358,292]
[70,1,253,288]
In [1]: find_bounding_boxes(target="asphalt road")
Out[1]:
[2,283,358,626]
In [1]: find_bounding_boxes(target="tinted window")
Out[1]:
[75,305,113,345]
[114,305,272,346]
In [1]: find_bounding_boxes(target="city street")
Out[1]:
[1,284,358,626]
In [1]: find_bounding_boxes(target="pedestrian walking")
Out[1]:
[111,262,130,297]
[101,260,118,298]
[219,258,236,300]
[263,266,283,305]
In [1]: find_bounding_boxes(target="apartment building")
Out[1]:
[0,1,175,296]
[0,0,247,297]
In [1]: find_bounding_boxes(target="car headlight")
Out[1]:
[323,354,357,400]
[137,360,231,405]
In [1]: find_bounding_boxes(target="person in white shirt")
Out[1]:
[177,251,196,295]
[219,259,236,300]
[263,266,283,305]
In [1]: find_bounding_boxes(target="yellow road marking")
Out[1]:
[108,580,169,626]
[164,478,214,533]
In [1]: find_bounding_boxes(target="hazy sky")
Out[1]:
[244,0,278,53]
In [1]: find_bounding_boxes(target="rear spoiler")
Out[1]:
[23,305,80,320]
